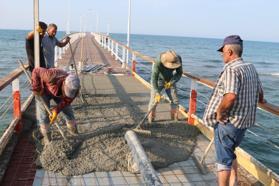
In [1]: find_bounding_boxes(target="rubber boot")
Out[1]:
[67,120,78,136]
[170,109,178,121]
[40,124,51,145]
[148,111,155,124]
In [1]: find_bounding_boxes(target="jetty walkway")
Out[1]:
[0,33,272,186]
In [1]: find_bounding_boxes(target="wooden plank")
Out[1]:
[236,148,279,186]
[0,64,28,91]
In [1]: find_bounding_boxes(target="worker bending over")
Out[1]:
[32,67,80,145]
[148,50,183,123]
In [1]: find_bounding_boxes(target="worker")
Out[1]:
[148,50,183,123]
[25,21,47,72]
[32,67,80,145]
[42,23,70,68]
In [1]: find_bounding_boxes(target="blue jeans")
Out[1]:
[37,94,75,125]
[214,123,246,171]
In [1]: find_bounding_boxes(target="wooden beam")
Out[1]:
[0,64,28,91]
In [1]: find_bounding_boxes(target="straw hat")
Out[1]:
[160,50,181,69]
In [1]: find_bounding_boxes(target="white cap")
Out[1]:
[64,74,80,98]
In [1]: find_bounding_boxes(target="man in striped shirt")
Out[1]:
[203,35,265,186]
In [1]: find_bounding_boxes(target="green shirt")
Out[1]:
[151,56,183,93]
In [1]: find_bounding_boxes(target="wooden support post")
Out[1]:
[125,130,162,186]
[188,80,197,125]
[12,78,22,133]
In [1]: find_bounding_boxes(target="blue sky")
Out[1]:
[1,0,279,42]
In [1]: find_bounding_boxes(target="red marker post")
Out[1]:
[12,79,22,133]
[188,80,197,125]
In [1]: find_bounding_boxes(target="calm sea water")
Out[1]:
[0,30,278,174]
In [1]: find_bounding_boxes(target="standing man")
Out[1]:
[203,35,265,186]
[25,21,47,72]
[42,23,70,68]
[148,50,183,123]
[32,67,80,145]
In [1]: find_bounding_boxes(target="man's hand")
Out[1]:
[36,26,43,34]
[155,93,161,103]
[65,36,71,43]
[164,82,172,89]
[49,110,58,124]
[216,111,228,124]
[259,98,267,104]
[33,89,43,97]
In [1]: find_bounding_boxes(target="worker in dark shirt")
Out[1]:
[25,21,47,72]
[148,50,183,123]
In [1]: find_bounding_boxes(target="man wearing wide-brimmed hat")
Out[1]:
[148,50,183,123]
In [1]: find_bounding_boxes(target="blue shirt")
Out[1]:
[42,34,59,68]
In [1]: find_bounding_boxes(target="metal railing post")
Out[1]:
[59,47,62,59]
[188,80,197,125]
[54,47,58,65]
[12,78,22,133]
[108,38,111,51]
[122,47,126,68]
[115,43,119,60]
[104,36,107,49]
[111,40,115,56]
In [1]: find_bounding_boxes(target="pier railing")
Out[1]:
[0,63,34,156]
[54,32,85,67]
[94,33,279,185]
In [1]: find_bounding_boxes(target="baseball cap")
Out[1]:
[218,35,243,52]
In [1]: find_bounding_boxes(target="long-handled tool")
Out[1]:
[18,60,67,140]
[133,101,159,135]
[68,41,87,104]
[192,136,214,175]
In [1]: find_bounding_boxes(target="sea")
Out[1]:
[0,29,278,174]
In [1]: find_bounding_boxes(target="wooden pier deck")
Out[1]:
[30,33,264,186]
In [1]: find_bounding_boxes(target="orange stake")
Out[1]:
[188,89,197,125]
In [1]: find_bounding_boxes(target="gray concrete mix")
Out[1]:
[34,74,199,176]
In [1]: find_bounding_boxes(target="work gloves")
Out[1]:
[164,82,172,89]
[155,93,161,103]
[49,110,58,124]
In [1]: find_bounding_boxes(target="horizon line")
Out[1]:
[0,28,278,44]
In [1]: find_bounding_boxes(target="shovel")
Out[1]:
[68,41,87,104]
[133,100,159,135]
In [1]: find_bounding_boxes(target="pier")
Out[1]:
[0,33,278,186]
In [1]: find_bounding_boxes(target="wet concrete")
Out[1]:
[34,74,199,176]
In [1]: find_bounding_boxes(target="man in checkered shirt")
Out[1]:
[203,35,265,186]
